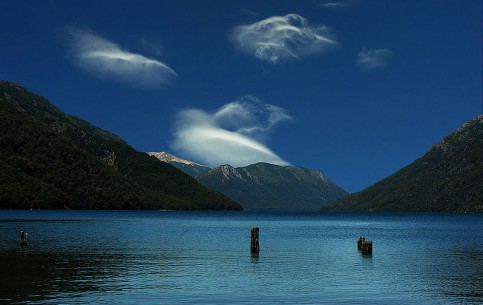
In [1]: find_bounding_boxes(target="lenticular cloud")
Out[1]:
[172,96,292,167]
[231,14,337,63]
[64,27,177,90]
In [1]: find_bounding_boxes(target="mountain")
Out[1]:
[147,152,211,178]
[326,115,483,212]
[0,81,242,210]
[149,152,348,211]
[199,163,348,211]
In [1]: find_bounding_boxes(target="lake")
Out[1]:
[0,211,481,304]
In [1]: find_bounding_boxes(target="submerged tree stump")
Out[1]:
[251,227,260,254]
[358,236,372,255]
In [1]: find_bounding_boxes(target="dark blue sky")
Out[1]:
[1,0,481,192]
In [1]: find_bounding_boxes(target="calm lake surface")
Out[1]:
[0,211,481,304]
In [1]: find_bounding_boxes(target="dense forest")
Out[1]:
[0,81,242,210]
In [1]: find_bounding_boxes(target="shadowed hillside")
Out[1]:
[326,115,482,212]
[0,81,241,210]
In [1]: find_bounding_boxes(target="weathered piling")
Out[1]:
[20,231,28,246]
[250,227,260,254]
[361,240,372,255]
[358,236,372,255]
[357,236,365,250]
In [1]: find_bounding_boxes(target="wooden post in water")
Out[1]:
[20,230,28,246]
[361,240,372,255]
[358,236,372,255]
[251,227,260,255]
[357,236,365,250]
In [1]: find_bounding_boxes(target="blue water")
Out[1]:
[0,211,481,304]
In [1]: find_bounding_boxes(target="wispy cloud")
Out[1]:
[231,14,337,64]
[172,96,292,167]
[63,27,177,90]
[356,47,393,71]
[316,0,359,9]
[319,3,347,8]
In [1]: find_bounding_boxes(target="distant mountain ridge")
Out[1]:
[0,81,241,210]
[150,152,348,211]
[327,115,483,212]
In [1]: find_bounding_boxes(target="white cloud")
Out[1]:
[318,2,348,8]
[172,96,292,167]
[63,27,177,90]
[356,47,393,71]
[316,0,359,9]
[231,14,337,63]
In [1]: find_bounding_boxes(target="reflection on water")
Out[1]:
[0,211,481,304]
[436,248,483,301]
[0,248,128,304]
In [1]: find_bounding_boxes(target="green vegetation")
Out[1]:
[0,81,242,210]
[326,115,483,212]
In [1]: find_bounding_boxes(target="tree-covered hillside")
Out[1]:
[0,81,242,210]
[326,115,482,212]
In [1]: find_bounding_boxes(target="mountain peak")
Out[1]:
[148,151,348,211]
[147,152,209,167]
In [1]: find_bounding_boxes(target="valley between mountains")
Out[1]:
[1,80,481,212]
